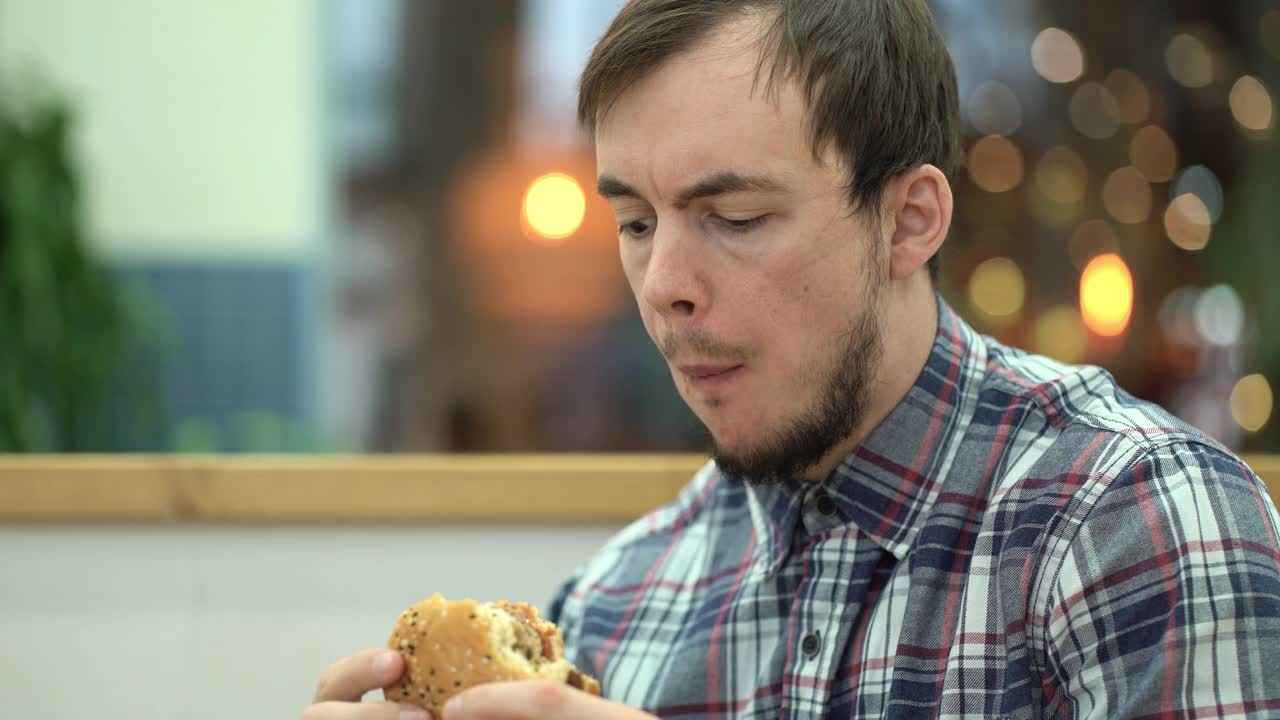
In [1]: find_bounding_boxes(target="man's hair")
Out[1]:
[578,0,961,282]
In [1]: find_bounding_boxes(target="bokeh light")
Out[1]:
[1029,146,1087,227]
[1032,28,1085,84]
[1193,284,1244,347]
[1080,253,1134,337]
[1033,146,1088,204]
[1166,33,1214,89]
[1231,374,1274,433]
[967,136,1025,193]
[1069,82,1121,139]
[1128,125,1178,182]
[968,80,1023,136]
[1028,191,1082,229]
[1229,76,1274,131]
[968,257,1026,322]
[1032,306,1088,364]
[1069,219,1120,270]
[1102,167,1152,224]
[522,172,586,242]
[1163,194,1212,251]
[1104,69,1151,124]
[1172,165,1224,223]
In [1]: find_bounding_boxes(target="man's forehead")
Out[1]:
[589,13,833,198]
[595,13,790,130]
[593,87,820,200]
[594,113,795,202]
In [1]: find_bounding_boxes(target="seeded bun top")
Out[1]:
[383,593,600,713]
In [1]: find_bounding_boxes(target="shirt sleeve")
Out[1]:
[546,568,580,626]
[548,564,607,688]
[1042,441,1280,719]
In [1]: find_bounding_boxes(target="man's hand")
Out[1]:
[441,679,657,720]
[303,648,432,720]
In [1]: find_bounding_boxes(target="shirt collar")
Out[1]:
[739,295,989,573]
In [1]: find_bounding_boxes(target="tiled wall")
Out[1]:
[111,261,314,451]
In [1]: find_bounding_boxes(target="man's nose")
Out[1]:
[639,220,706,320]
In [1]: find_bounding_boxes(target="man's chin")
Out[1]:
[702,413,848,484]
[700,423,757,460]
[705,434,793,483]
[709,444,799,485]
[702,425,742,460]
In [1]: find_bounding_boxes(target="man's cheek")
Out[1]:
[638,311,666,354]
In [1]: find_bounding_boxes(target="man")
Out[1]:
[305,1,1280,718]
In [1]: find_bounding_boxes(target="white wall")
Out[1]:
[0,0,325,259]
[0,524,624,720]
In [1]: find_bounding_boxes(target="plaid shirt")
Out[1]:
[548,298,1280,719]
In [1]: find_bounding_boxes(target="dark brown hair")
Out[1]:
[578,0,961,281]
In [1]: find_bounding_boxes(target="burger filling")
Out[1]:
[475,600,599,695]
[496,603,559,663]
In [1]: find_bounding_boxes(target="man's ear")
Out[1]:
[883,165,952,282]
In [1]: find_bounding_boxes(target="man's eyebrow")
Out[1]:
[672,171,786,208]
[596,171,787,207]
[596,175,639,200]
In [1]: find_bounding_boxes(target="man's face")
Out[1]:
[595,21,886,481]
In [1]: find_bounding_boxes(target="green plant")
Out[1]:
[0,74,138,450]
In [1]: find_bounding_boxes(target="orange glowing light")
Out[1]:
[450,146,625,325]
[522,172,586,242]
[1080,253,1133,337]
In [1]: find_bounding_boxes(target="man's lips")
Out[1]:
[678,364,745,386]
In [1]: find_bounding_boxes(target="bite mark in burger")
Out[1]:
[383,593,601,713]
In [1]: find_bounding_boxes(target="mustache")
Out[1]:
[660,329,748,362]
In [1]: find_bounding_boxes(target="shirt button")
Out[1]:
[801,632,821,658]
[815,492,837,516]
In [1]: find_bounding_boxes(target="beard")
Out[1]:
[656,222,888,485]
[707,299,884,484]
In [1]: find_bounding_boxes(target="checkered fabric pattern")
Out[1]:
[548,297,1280,719]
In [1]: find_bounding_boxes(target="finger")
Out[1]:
[315,648,406,703]
[302,700,433,720]
[443,680,652,720]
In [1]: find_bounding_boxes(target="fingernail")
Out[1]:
[400,707,430,720]
[373,649,398,674]
[443,695,462,718]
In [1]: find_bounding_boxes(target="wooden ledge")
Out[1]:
[0,454,708,523]
[0,454,1275,524]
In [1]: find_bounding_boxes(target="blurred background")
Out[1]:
[3,4,1279,720]
[1,0,1278,455]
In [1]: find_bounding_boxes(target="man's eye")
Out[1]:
[618,220,653,239]
[718,215,768,233]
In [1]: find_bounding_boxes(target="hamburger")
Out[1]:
[383,593,601,713]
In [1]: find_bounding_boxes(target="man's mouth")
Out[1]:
[677,364,745,387]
